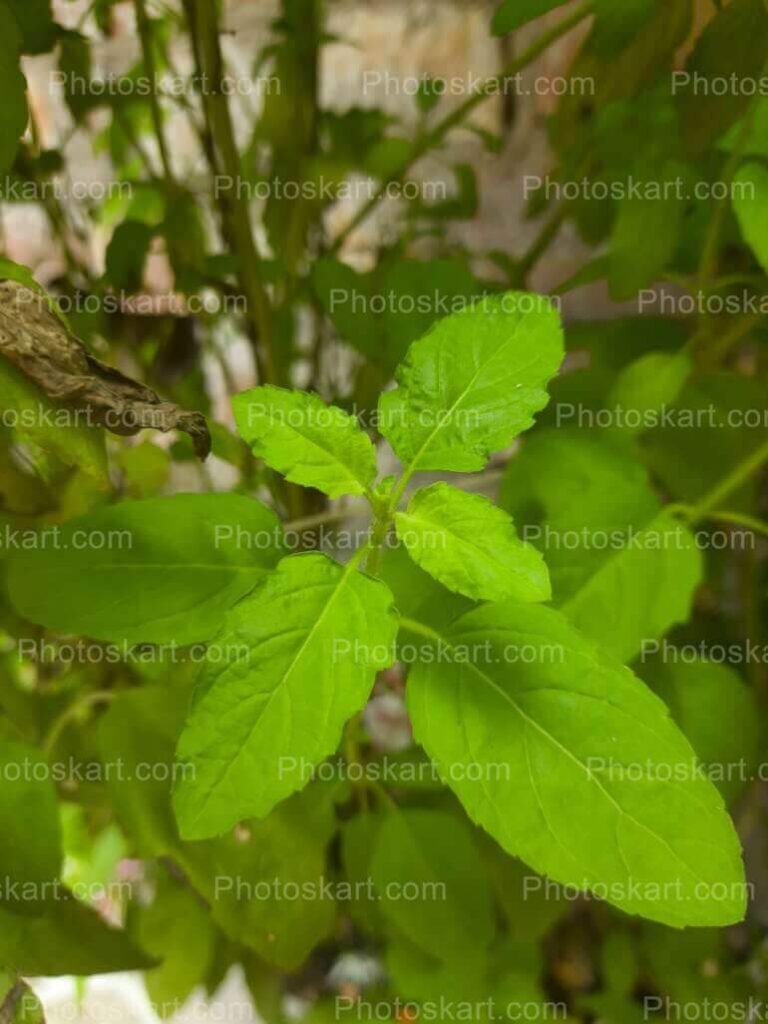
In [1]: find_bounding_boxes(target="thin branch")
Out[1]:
[688,438,768,523]
[184,0,277,385]
[134,0,175,182]
[700,510,768,539]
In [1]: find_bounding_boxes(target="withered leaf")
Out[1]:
[0,280,211,459]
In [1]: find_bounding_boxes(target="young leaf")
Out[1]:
[561,510,703,663]
[378,293,563,473]
[7,494,283,645]
[370,808,495,962]
[173,552,397,839]
[406,602,746,928]
[0,740,62,915]
[395,482,550,603]
[233,385,377,499]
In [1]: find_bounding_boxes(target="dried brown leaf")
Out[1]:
[0,281,211,459]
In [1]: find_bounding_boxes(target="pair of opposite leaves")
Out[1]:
[7,294,745,928]
[173,295,745,930]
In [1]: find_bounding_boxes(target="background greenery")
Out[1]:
[2,0,768,1020]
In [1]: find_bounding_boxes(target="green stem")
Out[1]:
[115,107,161,179]
[697,509,768,539]
[687,438,768,523]
[697,310,765,367]
[185,0,277,385]
[698,273,766,293]
[398,616,441,642]
[364,519,389,575]
[134,0,174,182]
[329,3,593,254]
[284,504,371,533]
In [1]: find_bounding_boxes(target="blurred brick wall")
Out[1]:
[12,0,713,318]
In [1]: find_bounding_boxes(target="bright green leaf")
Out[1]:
[379,293,564,473]
[173,552,397,839]
[7,494,284,645]
[406,602,746,927]
[233,386,377,499]
[395,482,550,602]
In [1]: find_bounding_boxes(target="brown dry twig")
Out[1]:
[0,280,211,459]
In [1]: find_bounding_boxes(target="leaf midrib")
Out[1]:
[414,621,710,889]
[401,324,548,473]
[265,409,372,491]
[186,555,365,831]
